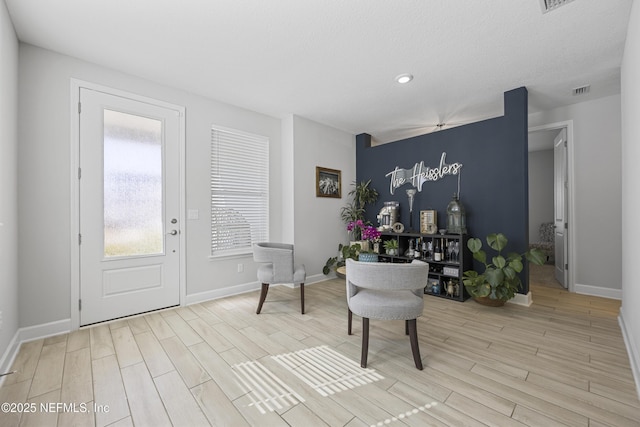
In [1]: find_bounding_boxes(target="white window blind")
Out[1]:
[211,126,269,256]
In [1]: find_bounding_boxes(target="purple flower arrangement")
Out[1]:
[347,219,380,243]
[361,224,381,242]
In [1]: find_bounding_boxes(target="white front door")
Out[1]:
[79,88,182,326]
[554,128,568,288]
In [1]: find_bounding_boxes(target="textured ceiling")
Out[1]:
[5,0,633,143]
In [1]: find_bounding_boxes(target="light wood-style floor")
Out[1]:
[1,264,638,426]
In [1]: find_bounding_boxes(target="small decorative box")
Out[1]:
[443,266,459,277]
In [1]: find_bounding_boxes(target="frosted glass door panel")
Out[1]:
[103,109,164,257]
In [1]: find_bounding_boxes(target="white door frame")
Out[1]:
[69,79,186,330]
[529,120,575,293]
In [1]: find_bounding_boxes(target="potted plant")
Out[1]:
[323,243,360,275]
[358,225,381,262]
[383,239,399,256]
[342,180,379,250]
[324,180,379,274]
[340,180,379,225]
[462,233,545,306]
[346,219,367,245]
[346,220,382,252]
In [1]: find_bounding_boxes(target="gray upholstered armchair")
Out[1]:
[345,258,429,370]
[252,243,306,314]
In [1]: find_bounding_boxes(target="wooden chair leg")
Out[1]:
[300,283,305,314]
[256,283,270,314]
[405,319,409,335]
[348,309,353,335]
[361,317,369,368]
[407,319,423,370]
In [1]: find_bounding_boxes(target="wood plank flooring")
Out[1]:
[1,264,638,426]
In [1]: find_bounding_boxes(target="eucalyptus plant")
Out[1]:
[462,233,545,301]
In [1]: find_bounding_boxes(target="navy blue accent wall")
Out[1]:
[356,87,531,293]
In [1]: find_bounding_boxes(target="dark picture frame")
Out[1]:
[316,166,342,198]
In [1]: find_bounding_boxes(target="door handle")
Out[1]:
[167,230,178,236]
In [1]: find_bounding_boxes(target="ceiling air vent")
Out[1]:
[572,85,591,96]
[539,0,575,13]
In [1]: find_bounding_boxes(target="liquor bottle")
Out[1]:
[405,239,414,257]
[433,238,442,261]
[444,238,450,261]
[414,238,421,258]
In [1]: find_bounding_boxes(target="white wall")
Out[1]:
[0,0,19,372]
[528,149,554,240]
[620,0,640,397]
[529,94,622,294]
[17,44,287,327]
[290,115,355,279]
[281,115,295,244]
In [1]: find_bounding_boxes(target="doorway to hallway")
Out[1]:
[528,121,573,292]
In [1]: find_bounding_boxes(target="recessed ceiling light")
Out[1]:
[395,74,413,84]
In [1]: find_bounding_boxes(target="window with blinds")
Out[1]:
[211,126,269,256]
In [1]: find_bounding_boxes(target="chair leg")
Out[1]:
[405,320,409,335]
[300,283,305,314]
[407,319,423,370]
[348,309,353,335]
[256,283,270,314]
[361,317,369,368]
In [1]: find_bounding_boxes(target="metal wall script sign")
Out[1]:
[385,152,462,194]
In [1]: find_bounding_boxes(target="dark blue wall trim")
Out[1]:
[356,87,531,293]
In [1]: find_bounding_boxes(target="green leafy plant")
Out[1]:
[462,233,546,302]
[324,180,379,275]
[323,243,361,275]
[383,239,398,254]
[340,180,379,224]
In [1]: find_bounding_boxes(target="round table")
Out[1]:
[336,266,346,279]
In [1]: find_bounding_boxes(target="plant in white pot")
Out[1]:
[462,233,546,306]
[383,239,399,256]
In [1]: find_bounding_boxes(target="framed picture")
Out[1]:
[316,167,341,198]
[420,210,438,234]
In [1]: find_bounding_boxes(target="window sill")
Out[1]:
[209,250,252,261]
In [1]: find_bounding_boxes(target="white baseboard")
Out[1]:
[306,273,329,285]
[0,331,20,387]
[185,281,260,305]
[0,318,71,387]
[508,291,533,307]
[18,318,71,343]
[280,274,328,288]
[184,273,330,305]
[618,307,640,400]
[575,283,622,300]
